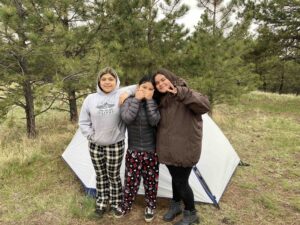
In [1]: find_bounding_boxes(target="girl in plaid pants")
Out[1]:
[79,67,136,217]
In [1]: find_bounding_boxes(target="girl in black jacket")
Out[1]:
[114,75,160,223]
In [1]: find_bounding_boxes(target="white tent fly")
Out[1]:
[62,114,240,207]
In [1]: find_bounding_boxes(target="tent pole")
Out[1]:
[193,166,220,209]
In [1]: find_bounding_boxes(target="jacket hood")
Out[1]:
[96,67,120,94]
[165,74,187,87]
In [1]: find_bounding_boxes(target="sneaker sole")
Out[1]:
[94,214,103,219]
[114,214,124,219]
[113,211,126,219]
[145,217,154,223]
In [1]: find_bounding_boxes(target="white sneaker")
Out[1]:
[113,207,125,219]
[144,207,154,222]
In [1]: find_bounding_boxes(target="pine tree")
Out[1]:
[181,0,259,105]
[251,0,300,63]
[47,0,109,122]
[0,0,58,137]
[245,0,300,94]
[99,0,189,83]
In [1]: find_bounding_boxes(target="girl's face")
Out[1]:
[139,81,154,92]
[154,74,172,93]
[99,73,117,93]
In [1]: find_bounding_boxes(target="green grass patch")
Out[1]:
[238,182,257,190]
[68,196,96,219]
[1,91,299,225]
[289,198,300,212]
[254,194,279,212]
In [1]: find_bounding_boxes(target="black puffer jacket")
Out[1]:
[120,97,160,152]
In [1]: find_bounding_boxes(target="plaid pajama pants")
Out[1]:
[89,140,125,210]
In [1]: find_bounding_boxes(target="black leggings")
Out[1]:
[166,165,195,211]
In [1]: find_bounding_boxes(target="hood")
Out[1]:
[155,68,187,87]
[96,67,121,94]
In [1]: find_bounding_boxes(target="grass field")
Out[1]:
[0,91,299,225]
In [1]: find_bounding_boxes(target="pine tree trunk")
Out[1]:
[146,1,154,73]
[278,63,285,94]
[68,89,78,123]
[261,74,267,92]
[213,0,217,36]
[23,79,36,138]
[13,0,36,138]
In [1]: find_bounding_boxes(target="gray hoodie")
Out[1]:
[78,71,136,145]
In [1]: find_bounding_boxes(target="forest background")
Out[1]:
[0,1,299,224]
[0,0,299,137]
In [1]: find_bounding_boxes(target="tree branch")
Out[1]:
[75,93,89,100]
[14,100,26,108]
[51,107,70,112]
[62,70,88,81]
[198,0,214,13]
[216,1,235,25]
[34,93,62,117]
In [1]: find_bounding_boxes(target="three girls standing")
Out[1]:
[79,67,210,225]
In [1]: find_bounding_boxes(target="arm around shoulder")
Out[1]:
[119,84,137,96]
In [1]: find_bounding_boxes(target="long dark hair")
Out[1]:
[152,68,187,105]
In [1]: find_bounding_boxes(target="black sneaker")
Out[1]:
[94,208,105,218]
[144,207,154,222]
[113,207,125,219]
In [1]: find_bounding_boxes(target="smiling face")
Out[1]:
[99,73,117,93]
[154,74,172,93]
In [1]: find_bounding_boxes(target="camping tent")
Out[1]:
[62,114,240,206]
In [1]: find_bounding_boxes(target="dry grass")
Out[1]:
[0,91,299,225]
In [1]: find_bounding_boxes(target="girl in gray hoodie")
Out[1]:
[78,67,136,217]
